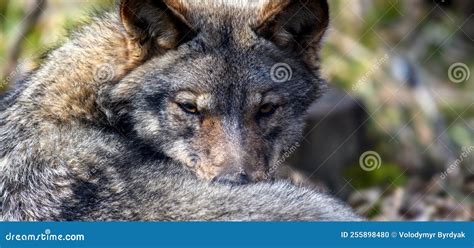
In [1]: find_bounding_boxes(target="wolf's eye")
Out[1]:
[178,102,199,114]
[259,103,277,116]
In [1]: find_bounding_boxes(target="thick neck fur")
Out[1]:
[8,12,145,125]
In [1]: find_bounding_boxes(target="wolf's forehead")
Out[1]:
[179,53,273,90]
[166,0,277,49]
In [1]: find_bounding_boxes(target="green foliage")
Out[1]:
[344,163,407,190]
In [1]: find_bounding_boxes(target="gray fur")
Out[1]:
[0,0,361,221]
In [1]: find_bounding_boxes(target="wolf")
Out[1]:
[0,0,361,221]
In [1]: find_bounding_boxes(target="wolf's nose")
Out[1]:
[212,172,250,186]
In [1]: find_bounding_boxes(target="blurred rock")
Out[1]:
[288,88,368,199]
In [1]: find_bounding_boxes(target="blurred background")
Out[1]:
[0,0,473,220]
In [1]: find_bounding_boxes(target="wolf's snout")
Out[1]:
[212,171,250,185]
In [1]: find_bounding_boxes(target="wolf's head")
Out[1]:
[99,0,329,184]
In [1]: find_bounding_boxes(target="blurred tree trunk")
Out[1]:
[1,0,46,81]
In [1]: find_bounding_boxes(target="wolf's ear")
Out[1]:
[254,0,329,68]
[120,0,195,49]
